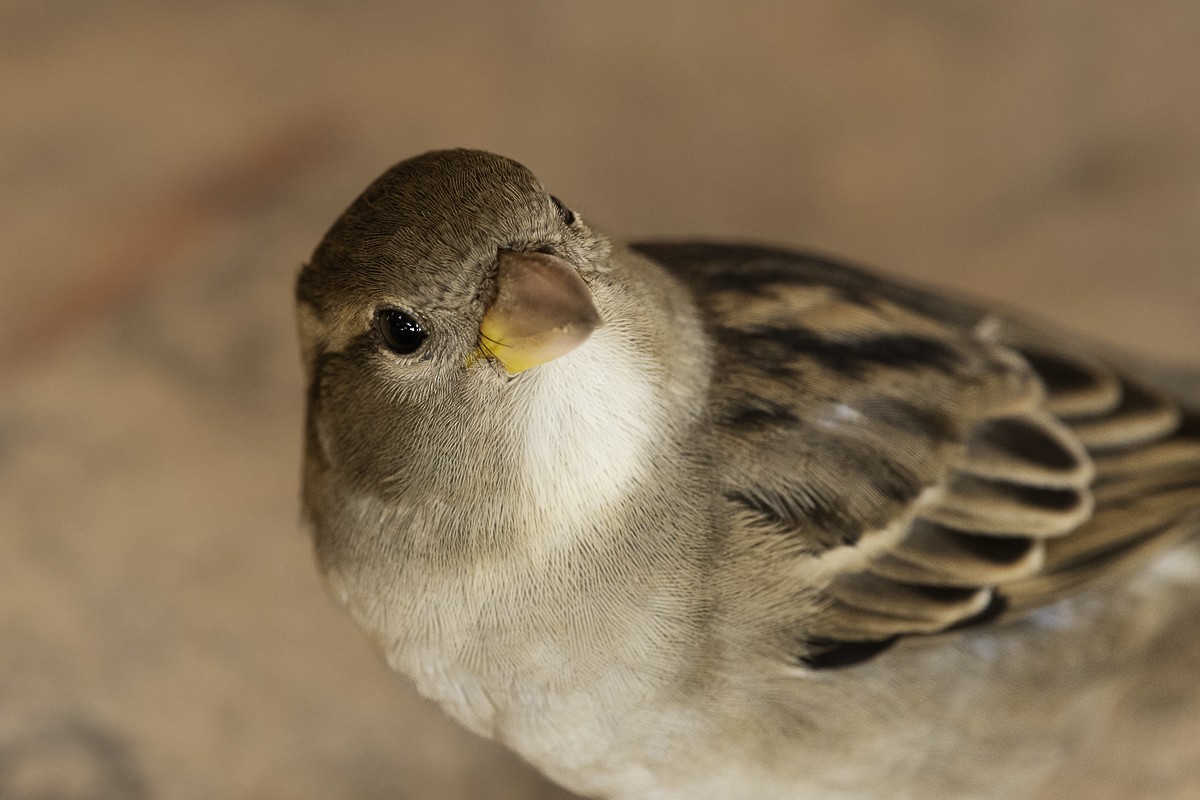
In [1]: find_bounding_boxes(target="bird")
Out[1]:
[295,148,1200,800]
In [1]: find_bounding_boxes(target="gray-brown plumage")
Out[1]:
[296,149,1200,799]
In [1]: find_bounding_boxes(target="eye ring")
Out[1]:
[550,195,576,226]
[375,308,427,355]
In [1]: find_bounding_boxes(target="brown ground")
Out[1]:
[2,2,1198,798]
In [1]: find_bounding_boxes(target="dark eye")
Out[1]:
[375,308,427,355]
[550,195,576,226]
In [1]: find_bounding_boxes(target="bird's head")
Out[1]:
[295,150,703,531]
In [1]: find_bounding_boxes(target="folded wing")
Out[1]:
[637,243,1200,667]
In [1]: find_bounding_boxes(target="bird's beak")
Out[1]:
[474,250,601,375]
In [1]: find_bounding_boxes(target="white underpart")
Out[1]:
[516,325,659,549]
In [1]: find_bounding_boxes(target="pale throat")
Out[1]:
[512,326,662,540]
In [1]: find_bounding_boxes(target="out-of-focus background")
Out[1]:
[2,2,1198,798]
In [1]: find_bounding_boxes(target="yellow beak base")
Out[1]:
[476,250,601,375]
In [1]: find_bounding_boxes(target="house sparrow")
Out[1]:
[295,149,1200,799]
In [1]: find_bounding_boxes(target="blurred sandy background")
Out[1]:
[2,2,1198,798]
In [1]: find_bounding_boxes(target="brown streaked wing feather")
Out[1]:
[639,243,1200,664]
